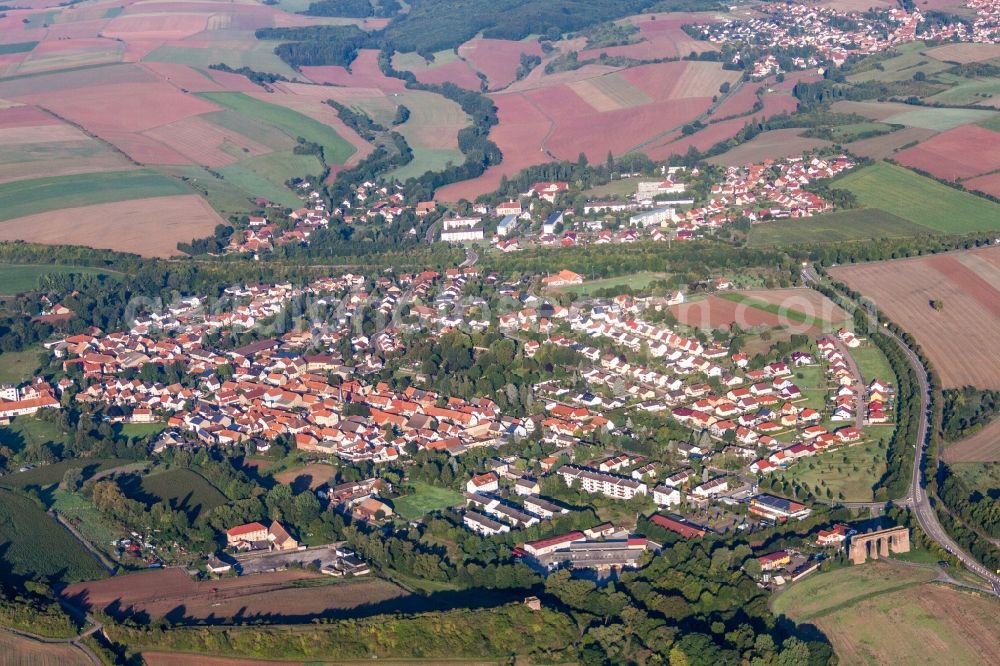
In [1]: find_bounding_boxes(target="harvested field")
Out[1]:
[710,82,762,119]
[64,568,409,622]
[567,74,651,112]
[707,129,830,167]
[457,38,542,90]
[140,62,228,93]
[0,630,91,666]
[272,462,338,491]
[103,13,210,42]
[830,100,914,121]
[142,115,273,167]
[943,418,1000,463]
[926,42,1000,64]
[845,126,938,159]
[408,58,481,90]
[435,93,550,201]
[0,194,222,257]
[669,295,817,332]
[895,125,1000,180]
[15,38,123,76]
[144,653,292,666]
[881,107,997,131]
[578,13,719,62]
[965,172,1000,198]
[830,246,1000,388]
[730,288,850,326]
[298,49,404,91]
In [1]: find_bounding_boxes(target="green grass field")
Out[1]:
[848,44,950,84]
[0,487,106,585]
[0,347,42,384]
[0,170,190,222]
[147,37,301,80]
[836,162,1000,233]
[0,263,119,295]
[927,78,1000,106]
[772,438,889,502]
[978,115,1000,132]
[824,122,897,142]
[558,271,669,296]
[882,107,997,131]
[117,423,166,439]
[0,42,39,56]
[164,165,259,218]
[123,468,227,522]
[851,343,896,386]
[581,178,641,199]
[198,92,355,166]
[0,417,70,458]
[0,458,133,491]
[772,561,936,621]
[392,482,464,521]
[949,460,1000,490]
[747,208,931,246]
[380,91,469,181]
[392,49,460,72]
[50,487,124,550]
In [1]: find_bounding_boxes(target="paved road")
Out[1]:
[802,266,1000,595]
[460,247,479,268]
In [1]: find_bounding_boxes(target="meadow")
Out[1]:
[121,468,228,522]
[0,457,133,490]
[559,271,669,296]
[0,263,119,295]
[836,161,1000,233]
[851,344,896,386]
[717,292,841,330]
[0,347,42,385]
[392,482,464,521]
[747,208,930,246]
[0,487,105,585]
[0,170,191,222]
[198,92,356,166]
[774,562,1000,665]
[772,438,889,502]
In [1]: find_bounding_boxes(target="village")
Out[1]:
[0,254,896,586]
[224,153,856,256]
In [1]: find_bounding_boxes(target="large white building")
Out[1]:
[441,216,484,242]
[556,465,648,500]
[629,207,675,228]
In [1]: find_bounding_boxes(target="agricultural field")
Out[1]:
[925,42,1000,64]
[894,125,1000,181]
[0,170,190,222]
[942,418,1000,463]
[831,100,997,130]
[0,487,105,585]
[392,482,464,521]
[747,208,932,247]
[774,562,1000,665]
[830,245,1000,389]
[835,162,1000,233]
[723,288,850,329]
[120,468,228,522]
[772,437,889,502]
[706,128,830,167]
[0,631,91,666]
[671,295,817,333]
[0,194,224,258]
[65,568,409,622]
[847,42,950,83]
[0,263,119,295]
[926,77,1000,107]
[844,126,938,160]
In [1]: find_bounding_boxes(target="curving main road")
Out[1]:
[802,266,1000,595]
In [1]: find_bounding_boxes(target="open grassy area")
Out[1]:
[392,482,464,521]
[774,561,1000,665]
[198,92,356,166]
[0,264,120,295]
[121,468,227,522]
[0,347,43,384]
[0,416,70,458]
[771,438,889,502]
[773,561,936,620]
[747,208,931,246]
[559,271,669,296]
[165,165,259,218]
[50,487,124,551]
[147,39,301,81]
[581,178,642,199]
[0,170,191,222]
[117,423,167,439]
[927,77,1000,106]
[0,458,134,491]
[0,42,39,56]
[949,460,1000,490]
[836,161,1000,233]
[0,487,106,585]
[851,343,896,386]
[881,106,997,131]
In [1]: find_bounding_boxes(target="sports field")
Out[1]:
[835,162,1000,233]
[774,562,1000,665]
[0,170,190,222]
[198,92,356,166]
[392,482,464,521]
[748,208,931,246]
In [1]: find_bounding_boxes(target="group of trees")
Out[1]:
[941,387,1000,441]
